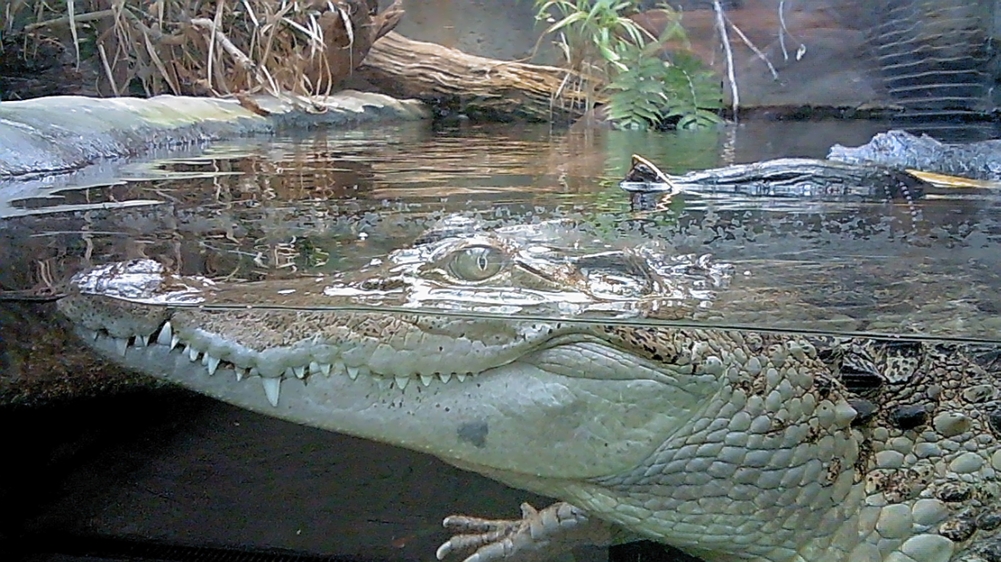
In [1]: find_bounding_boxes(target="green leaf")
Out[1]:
[532,0,722,129]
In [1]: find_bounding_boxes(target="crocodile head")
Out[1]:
[56,216,998,561]
[57,216,736,483]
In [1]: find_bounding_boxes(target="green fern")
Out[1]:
[533,0,722,130]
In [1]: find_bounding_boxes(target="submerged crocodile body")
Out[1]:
[57,217,1001,562]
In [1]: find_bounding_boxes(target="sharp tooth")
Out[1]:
[347,366,359,380]
[188,346,200,362]
[170,334,180,350]
[249,367,260,378]
[156,321,173,346]
[91,330,100,341]
[136,334,149,347]
[284,367,296,378]
[420,374,433,387]
[262,377,281,407]
[456,373,466,383]
[206,355,220,376]
[439,373,452,384]
[395,376,409,390]
[236,368,245,382]
[308,361,320,375]
[115,337,129,357]
[293,366,306,379]
[319,363,332,376]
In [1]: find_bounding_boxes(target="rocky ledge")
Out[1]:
[0,91,428,179]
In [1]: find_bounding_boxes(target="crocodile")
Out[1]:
[829,130,1001,182]
[623,129,1001,199]
[619,154,931,200]
[56,216,1001,562]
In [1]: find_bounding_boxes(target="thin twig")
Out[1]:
[190,18,257,71]
[777,0,806,61]
[778,0,789,60]
[66,0,80,69]
[24,8,116,31]
[725,15,778,80]
[206,0,225,92]
[97,43,120,96]
[713,0,738,122]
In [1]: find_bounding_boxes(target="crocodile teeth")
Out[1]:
[89,330,100,341]
[262,377,281,407]
[115,337,129,357]
[170,334,180,350]
[439,373,452,384]
[293,366,306,379]
[156,321,173,346]
[136,334,149,347]
[347,366,359,380]
[188,346,201,362]
[395,376,409,390]
[456,373,466,383]
[308,361,321,376]
[319,363,332,376]
[420,374,433,387]
[205,355,220,376]
[236,368,245,382]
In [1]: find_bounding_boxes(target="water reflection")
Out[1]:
[2,120,1000,343]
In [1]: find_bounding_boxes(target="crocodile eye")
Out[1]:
[448,246,505,281]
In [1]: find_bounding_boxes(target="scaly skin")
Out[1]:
[829,130,1001,182]
[56,219,1001,562]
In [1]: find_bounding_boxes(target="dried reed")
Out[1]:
[9,0,382,98]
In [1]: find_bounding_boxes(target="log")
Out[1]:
[305,0,405,93]
[356,31,596,122]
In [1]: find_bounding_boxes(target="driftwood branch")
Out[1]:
[357,32,594,122]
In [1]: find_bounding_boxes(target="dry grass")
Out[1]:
[8,0,393,98]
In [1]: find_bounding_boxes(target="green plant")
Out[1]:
[534,0,722,130]
[606,47,722,130]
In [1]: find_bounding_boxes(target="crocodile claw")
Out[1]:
[436,502,609,562]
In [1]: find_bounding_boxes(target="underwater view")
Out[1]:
[4,119,1001,562]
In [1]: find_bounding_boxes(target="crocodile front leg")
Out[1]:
[437,502,613,562]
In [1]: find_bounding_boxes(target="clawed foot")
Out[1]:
[436,502,609,562]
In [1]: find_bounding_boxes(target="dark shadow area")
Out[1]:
[3,386,706,562]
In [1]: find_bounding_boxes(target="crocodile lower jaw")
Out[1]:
[78,319,477,408]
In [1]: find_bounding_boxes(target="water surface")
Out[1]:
[3,119,999,342]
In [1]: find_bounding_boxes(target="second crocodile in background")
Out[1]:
[57,216,1001,562]
[622,129,1001,198]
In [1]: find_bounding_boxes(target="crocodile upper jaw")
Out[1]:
[65,294,713,485]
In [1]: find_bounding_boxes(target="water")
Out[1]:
[3,120,1000,342]
[3,119,1001,562]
